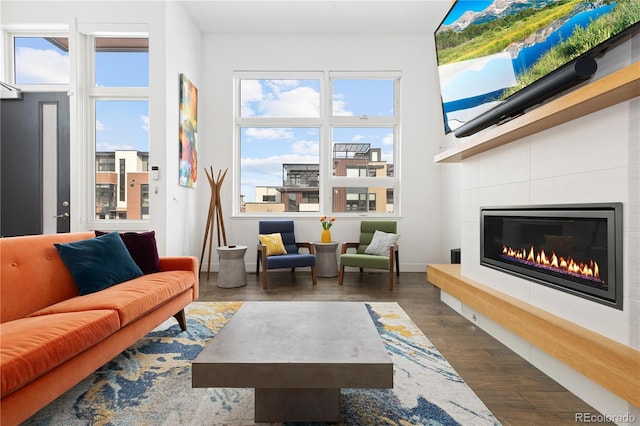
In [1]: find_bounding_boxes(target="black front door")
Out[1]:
[1,92,70,236]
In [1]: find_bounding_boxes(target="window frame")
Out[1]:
[234,71,400,217]
[80,27,150,230]
[4,28,71,90]
[328,72,400,216]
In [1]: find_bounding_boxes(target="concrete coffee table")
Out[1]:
[192,301,393,422]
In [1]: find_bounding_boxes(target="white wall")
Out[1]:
[160,1,202,256]
[197,33,451,271]
[451,35,639,419]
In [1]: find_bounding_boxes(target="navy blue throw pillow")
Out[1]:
[55,232,144,295]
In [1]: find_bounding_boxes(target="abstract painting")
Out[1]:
[179,73,198,187]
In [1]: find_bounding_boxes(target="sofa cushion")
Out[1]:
[55,232,144,295]
[95,230,160,274]
[28,271,195,327]
[265,253,315,269]
[340,253,390,269]
[0,310,120,398]
[0,232,95,323]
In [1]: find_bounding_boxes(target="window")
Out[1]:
[330,73,398,214]
[236,72,399,215]
[369,193,376,211]
[13,36,70,85]
[86,35,149,223]
[238,75,321,213]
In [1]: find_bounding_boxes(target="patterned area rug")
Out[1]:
[25,302,500,425]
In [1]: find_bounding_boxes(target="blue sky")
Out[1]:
[442,1,492,25]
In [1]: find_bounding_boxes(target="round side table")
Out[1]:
[312,241,339,278]
[216,245,247,288]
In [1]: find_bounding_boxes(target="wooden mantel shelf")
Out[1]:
[435,63,640,163]
[426,264,640,407]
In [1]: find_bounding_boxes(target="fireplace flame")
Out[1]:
[501,245,600,280]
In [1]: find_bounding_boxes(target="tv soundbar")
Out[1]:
[453,57,597,138]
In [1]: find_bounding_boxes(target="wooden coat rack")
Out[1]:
[200,166,228,280]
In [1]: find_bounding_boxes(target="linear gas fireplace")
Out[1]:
[481,203,622,310]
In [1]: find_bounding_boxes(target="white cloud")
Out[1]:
[97,142,135,151]
[243,80,320,117]
[15,47,69,84]
[265,80,299,93]
[242,79,264,102]
[245,128,294,140]
[140,115,149,133]
[291,140,319,155]
[240,80,263,117]
[96,120,105,131]
[242,152,319,177]
[382,133,394,145]
[242,138,319,182]
[259,86,319,117]
[352,134,365,141]
[332,93,353,116]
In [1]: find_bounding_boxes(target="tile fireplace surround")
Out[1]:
[432,66,639,419]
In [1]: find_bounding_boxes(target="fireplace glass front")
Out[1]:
[480,204,622,309]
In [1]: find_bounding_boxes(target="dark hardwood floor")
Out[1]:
[198,270,612,426]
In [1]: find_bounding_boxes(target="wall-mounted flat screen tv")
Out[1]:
[435,0,640,137]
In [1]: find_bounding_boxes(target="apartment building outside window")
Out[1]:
[236,71,399,215]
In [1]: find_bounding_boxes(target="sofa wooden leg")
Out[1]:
[338,265,344,285]
[311,266,317,285]
[174,309,187,331]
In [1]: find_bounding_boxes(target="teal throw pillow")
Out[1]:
[55,232,144,295]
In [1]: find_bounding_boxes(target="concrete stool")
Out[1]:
[216,245,247,288]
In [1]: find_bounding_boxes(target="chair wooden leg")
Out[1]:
[395,250,400,276]
[388,268,394,291]
[311,266,317,286]
[359,267,364,273]
[338,265,344,285]
[262,268,268,290]
[256,250,260,275]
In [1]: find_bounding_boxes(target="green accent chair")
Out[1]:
[338,221,399,291]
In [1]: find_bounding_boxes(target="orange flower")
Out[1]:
[321,216,335,229]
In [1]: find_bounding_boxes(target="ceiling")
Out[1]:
[180,1,452,35]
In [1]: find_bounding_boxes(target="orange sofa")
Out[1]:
[0,232,199,425]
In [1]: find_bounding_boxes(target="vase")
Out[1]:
[321,229,331,243]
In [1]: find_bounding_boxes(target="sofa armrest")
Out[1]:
[159,256,199,300]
